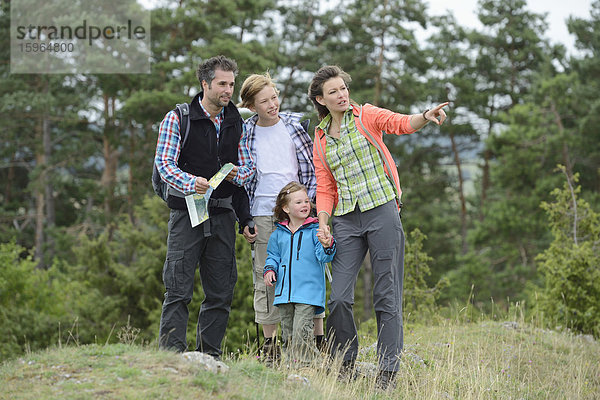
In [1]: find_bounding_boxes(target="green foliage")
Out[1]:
[41,196,169,347]
[403,229,449,321]
[223,235,256,354]
[0,242,67,359]
[109,196,169,338]
[467,74,579,304]
[62,232,127,343]
[439,252,493,307]
[533,169,600,337]
[2,0,600,360]
[562,12,600,193]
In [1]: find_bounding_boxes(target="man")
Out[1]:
[155,55,255,358]
[237,73,321,366]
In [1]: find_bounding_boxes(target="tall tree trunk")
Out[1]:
[479,118,494,222]
[34,117,46,269]
[480,149,490,222]
[127,122,136,222]
[450,132,468,254]
[280,9,316,103]
[43,113,55,263]
[6,153,16,204]
[373,0,388,107]
[100,95,119,221]
[101,136,119,217]
[34,185,45,269]
[549,101,573,179]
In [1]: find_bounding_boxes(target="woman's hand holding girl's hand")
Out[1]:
[317,228,333,248]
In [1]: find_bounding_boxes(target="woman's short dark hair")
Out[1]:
[196,55,238,87]
[273,181,308,222]
[308,65,352,120]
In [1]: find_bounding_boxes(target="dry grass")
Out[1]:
[1,312,598,399]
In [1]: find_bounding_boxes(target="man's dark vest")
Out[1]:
[167,92,243,210]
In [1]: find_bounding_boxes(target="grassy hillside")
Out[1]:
[1,315,599,399]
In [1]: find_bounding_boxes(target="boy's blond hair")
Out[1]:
[238,72,280,109]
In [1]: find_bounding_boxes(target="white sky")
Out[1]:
[141,0,593,54]
[425,0,593,54]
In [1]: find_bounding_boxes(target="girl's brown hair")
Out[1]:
[307,65,353,120]
[273,181,308,222]
[238,72,280,109]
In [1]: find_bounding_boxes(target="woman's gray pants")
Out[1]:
[326,200,405,372]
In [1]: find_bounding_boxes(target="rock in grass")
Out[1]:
[181,352,230,374]
[287,374,310,386]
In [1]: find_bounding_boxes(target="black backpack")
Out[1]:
[152,103,191,202]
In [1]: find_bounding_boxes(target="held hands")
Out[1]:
[316,226,333,248]
[423,102,449,125]
[264,270,276,287]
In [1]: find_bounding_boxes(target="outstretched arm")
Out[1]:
[409,102,449,130]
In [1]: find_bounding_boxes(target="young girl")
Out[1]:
[263,181,335,365]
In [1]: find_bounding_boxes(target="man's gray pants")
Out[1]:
[326,200,405,372]
[158,208,237,357]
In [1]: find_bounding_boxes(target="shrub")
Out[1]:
[403,229,449,321]
[0,242,68,359]
[533,168,600,337]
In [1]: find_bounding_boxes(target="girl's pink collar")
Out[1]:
[279,216,318,227]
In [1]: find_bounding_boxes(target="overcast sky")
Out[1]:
[425,0,593,54]
[141,0,593,54]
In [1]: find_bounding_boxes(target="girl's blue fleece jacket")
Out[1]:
[264,217,336,314]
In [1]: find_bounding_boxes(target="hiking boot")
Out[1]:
[375,369,397,391]
[315,335,328,353]
[338,359,358,382]
[260,337,281,368]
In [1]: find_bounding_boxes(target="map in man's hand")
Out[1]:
[185,163,235,227]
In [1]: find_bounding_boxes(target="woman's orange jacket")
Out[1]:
[312,103,416,216]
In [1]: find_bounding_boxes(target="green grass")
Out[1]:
[1,316,599,399]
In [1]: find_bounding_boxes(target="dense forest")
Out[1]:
[1,0,599,360]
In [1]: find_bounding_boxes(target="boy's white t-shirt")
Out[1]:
[252,119,299,216]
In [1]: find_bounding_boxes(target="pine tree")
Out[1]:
[534,168,600,337]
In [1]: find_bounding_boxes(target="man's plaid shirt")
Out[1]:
[155,98,253,194]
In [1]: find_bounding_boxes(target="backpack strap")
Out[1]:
[314,129,332,177]
[314,127,338,217]
[166,103,191,199]
[175,103,191,148]
[357,105,400,201]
